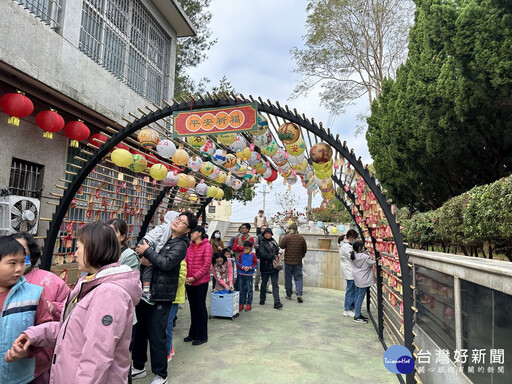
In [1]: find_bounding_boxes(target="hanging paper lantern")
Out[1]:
[172,148,189,166]
[232,179,243,190]
[224,154,238,169]
[286,137,306,156]
[262,168,273,179]
[217,133,237,145]
[264,169,278,182]
[164,172,179,187]
[156,139,177,158]
[211,149,227,165]
[254,163,268,174]
[230,162,241,174]
[200,140,216,156]
[186,135,206,147]
[208,165,221,180]
[149,164,167,180]
[188,191,198,202]
[225,175,236,187]
[36,109,65,139]
[310,142,333,164]
[234,165,248,177]
[206,186,218,197]
[187,156,203,172]
[177,173,190,188]
[288,153,305,164]
[0,91,34,126]
[253,131,273,148]
[63,120,90,147]
[236,147,252,162]
[277,122,301,144]
[196,181,209,195]
[261,140,278,156]
[229,135,247,152]
[312,159,333,171]
[186,175,196,189]
[246,151,262,166]
[200,161,214,176]
[315,167,333,180]
[271,148,287,166]
[129,154,147,173]
[137,128,159,149]
[254,113,269,135]
[247,173,260,183]
[215,188,224,199]
[89,133,108,146]
[215,171,227,184]
[292,159,308,172]
[115,142,130,151]
[111,148,133,167]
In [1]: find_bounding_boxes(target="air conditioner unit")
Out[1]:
[0,196,41,235]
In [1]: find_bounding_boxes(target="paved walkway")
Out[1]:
[136,286,397,384]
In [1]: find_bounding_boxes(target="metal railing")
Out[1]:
[15,0,60,29]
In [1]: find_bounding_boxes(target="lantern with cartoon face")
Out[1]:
[200,161,215,176]
[211,149,227,165]
[224,154,238,169]
[187,156,203,172]
[234,165,248,177]
[200,140,216,156]
[229,135,247,152]
[232,179,243,190]
[208,165,221,180]
[236,147,252,162]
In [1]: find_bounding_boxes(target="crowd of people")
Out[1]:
[0,208,374,383]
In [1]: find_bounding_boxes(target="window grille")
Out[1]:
[9,158,44,198]
[208,205,216,214]
[79,0,171,104]
[15,0,61,29]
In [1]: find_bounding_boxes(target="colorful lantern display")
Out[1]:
[156,139,177,158]
[150,163,167,180]
[260,140,278,156]
[186,135,206,147]
[271,148,287,166]
[262,167,273,179]
[0,91,34,126]
[277,122,301,144]
[206,186,218,197]
[177,173,189,188]
[137,128,159,149]
[232,179,243,190]
[264,169,278,182]
[208,165,221,180]
[200,140,216,156]
[200,161,214,176]
[215,188,224,199]
[255,113,269,135]
[110,148,133,167]
[229,135,247,152]
[310,142,333,164]
[254,162,268,174]
[211,149,227,165]
[246,151,262,166]
[215,171,227,184]
[287,153,305,164]
[236,147,252,162]
[286,137,306,156]
[172,148,189,166]
[129,154,147,173]
[164,172,179,187]
[253,131,272,148]
[187,156,202,172]
[286,175,298,185]
[217,133,237,145]
[234,164,248,177]
[312,159,333,171]
[64,120,90,147]
[186,175,196,189]
[292,159,308,172]
[224,154,238,169]
[36,109,65,139]
[196,181,209,195]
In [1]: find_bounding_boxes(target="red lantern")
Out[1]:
[0,91,34,126]
[89,133,108,147]
[115,143,130,151]
[35,109,65,139]
[264,169,278,182]
[146,153,158,167]
[64,120,90,147]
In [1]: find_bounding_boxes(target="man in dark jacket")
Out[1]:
[279,223,307,303]
[132,211,197,383]
[257,228,282,308]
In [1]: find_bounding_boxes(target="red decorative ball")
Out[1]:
[36,109,65,139]
[115,143,130,151]
[64,120,90,147]
[0,92,34,126]
[89,133,108,146]
[264,169,278,182]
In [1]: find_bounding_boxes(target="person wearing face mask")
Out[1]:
[338,229,359,318]
[209,230,224,254]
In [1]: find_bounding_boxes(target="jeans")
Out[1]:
[260,271,280,303]
[239,274,254,305]
[344,279,356,311]
[354,286,368,317]
[186,283,209,341]
[132,300,172,378]
[284,263,303,297]
[166,303,179,355]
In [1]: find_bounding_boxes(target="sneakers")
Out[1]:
[285,296,292,300]
[353,316,368,324]
[192,339,208,346]
[360,315,369,321]
[131,367,147,379]
[254,285,260,291]
[141,292,154,305]
[259,300,265,305]
[151,375,167,384]
[170,347,175,357]
[167,347,175,362]
[297,297,303,303]
[239,304,244,311]
[245,305,252,311]
[274,302,283,309]
[266,289,272,294]
[343,310,355,317]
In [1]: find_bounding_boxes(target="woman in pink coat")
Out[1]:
[5,223,142,384]
[14,232,70,383]
[184,226,212,346]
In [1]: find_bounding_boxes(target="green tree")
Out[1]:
[291,0,414,114]
[367,0,512,212]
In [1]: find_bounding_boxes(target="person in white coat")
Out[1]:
[338,229,359,317]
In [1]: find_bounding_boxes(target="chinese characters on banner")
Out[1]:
[172,103,258,137]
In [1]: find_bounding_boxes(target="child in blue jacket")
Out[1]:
[236,240,258,312]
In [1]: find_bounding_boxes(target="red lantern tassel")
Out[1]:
[70,140,79,147]
[7,116,20,126]
[43,131,53,139]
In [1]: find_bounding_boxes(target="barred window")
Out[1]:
[9,159,45,198]
[208,205,216,214]
[79,0,171,104]
[15,0,61,29]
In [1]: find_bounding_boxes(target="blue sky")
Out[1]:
[187,0,371,221]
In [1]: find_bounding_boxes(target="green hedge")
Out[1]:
[401,175,512,260]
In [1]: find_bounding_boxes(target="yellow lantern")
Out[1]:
[177,173,189,188]
[224,154,238,169]
[217,133,237,145]
[200,161,214,176]
[215,188,224,199]
[172,148,189,166]
[286,137,306,156]
[186,135,206,147]
[186,175,196,189]
[129,154,147,173]
[206,186,217,197]
[292,159,308,172]
[149,163,167,180]
[236,147,252,162]
[215,171,227,184]
[261,140,278,156]
[111,148,133,167]
[137,128,159,149]
[312,159,333,171]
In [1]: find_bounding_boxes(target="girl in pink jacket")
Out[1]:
[5,223,142,384]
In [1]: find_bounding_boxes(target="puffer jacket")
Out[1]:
[142,235,189,302]
[339,239,355,280]
[173,260,187,304]
[279,233,307,265]
[186,238,213,286]
[257,237,280,273]
[24,263,142,384]
[352,252,376,288]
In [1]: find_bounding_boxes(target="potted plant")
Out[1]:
[307,204,348,250]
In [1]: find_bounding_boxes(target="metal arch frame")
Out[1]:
[41,96,413,382]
